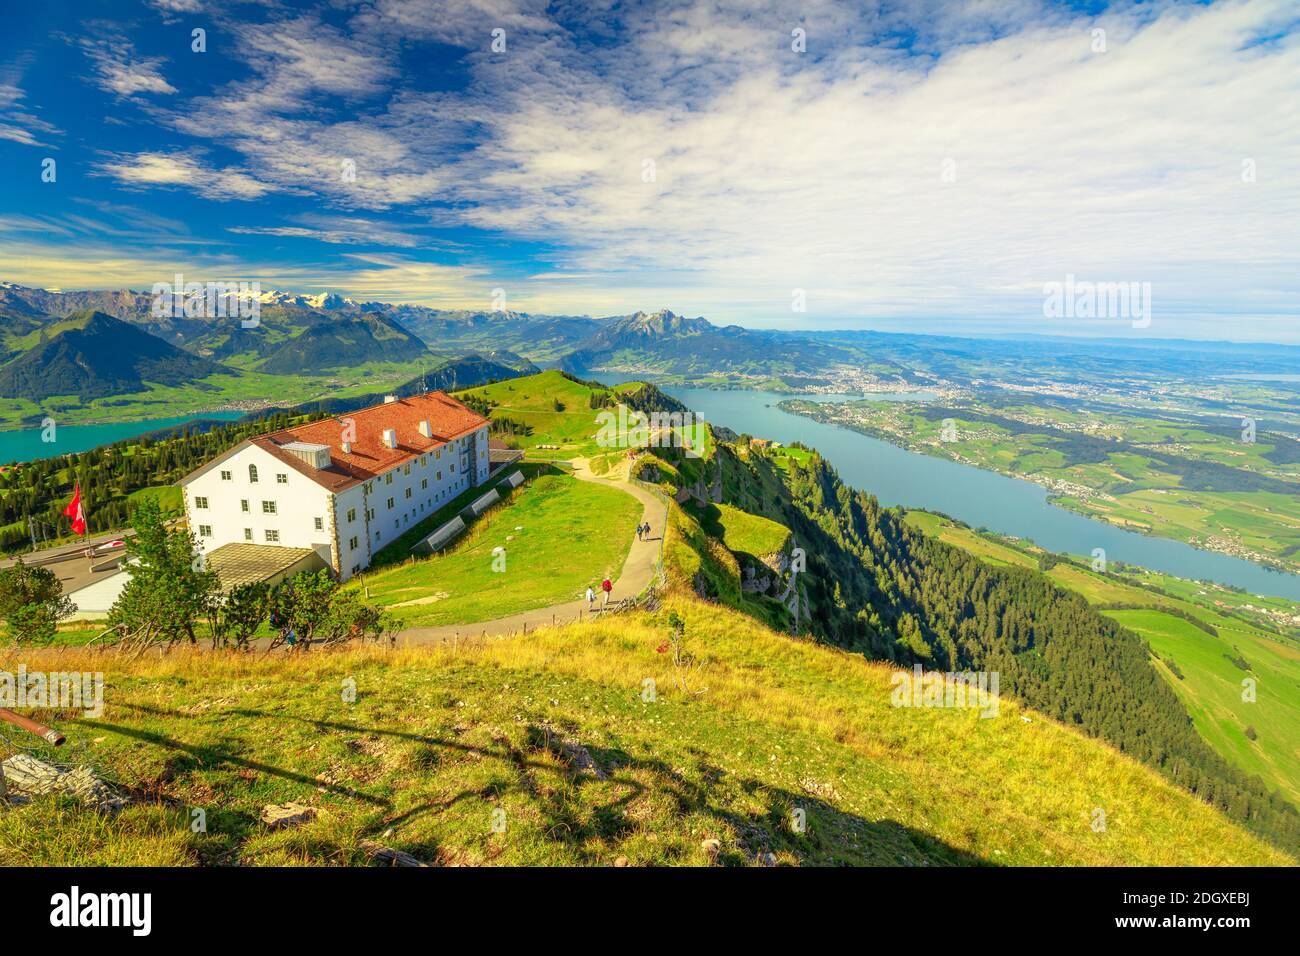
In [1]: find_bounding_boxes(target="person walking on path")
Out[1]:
[636,522,643,541]
[586,585,595,611]
[601,576,613,607]
[642,521,651,540]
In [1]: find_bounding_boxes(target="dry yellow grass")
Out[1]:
[3,591,1289,866]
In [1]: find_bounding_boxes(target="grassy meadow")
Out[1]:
[350,472,641,628]
[1,594,1288,866]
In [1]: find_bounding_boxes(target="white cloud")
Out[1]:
[96,152,276,200]
[51,0,1300,338]
[78,37,177,97]
[0,73,60,145]
[228,215,426,248]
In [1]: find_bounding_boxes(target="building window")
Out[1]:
[404,488,412,499]
[450,463,456,473]
[249,464,258,483]
[198,524,212,537]
[314,517,324,531]
[241,499,249,512]
[244,528,253,541]
[220,470,232,481]
[346,508,356,522]
[265,529,280,543]
[194,496,209,509]
[385,473,393,485]
[403,463,411,476]
[349,536,358,550]
[276,473,288,484]
[262,500,277,514]
[387,497,394,509]
[351,564,361,576]
[435,447,441,460]
[437,470,442,481]
[421,478,428,489]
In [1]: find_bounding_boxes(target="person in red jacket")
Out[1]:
[601,576,613,606]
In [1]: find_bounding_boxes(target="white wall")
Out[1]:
[182,425,492,583]
[183,444,333,563]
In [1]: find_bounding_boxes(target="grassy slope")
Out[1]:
[350,472,640,628]
[458,370,606,462]
[687,501,790,558]
[1106,608,1300,806]
[904,511,1300,804]
[1,592,1287,866]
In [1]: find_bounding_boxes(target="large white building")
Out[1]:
[179,391,492,581]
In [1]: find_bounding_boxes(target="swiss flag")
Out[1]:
[63,483,87,536]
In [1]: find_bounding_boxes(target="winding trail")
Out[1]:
[395,458,667,647]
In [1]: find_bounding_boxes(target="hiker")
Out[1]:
[586,585,595,610]
[636,522,643,541]
[601,576,613,606]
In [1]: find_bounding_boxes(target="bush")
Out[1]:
[0,557,75,644]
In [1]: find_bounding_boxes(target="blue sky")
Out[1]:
[1,0,1298,342]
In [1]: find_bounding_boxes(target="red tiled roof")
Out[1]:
[184,391,489,494]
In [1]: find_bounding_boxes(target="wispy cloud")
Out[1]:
[0,66,60,145]
[95,151,276,200]
[16,0,1300,339]
[228,214,427,248]
[77,35,177,97]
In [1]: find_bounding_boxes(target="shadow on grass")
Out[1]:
[105,703,990,867]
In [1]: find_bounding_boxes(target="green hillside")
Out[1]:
[905,511,1300,806]
[0,311,226,402]
[3,594,1287,866]
[5,370,1295,866]
[455,369,689,464]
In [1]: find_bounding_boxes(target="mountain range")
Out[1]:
[3,281,1298,422]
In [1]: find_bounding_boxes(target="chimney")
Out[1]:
[419,420,433,439]
[384,394,398,404]
[382,428,397,449]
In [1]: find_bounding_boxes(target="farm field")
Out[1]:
[1105,608,1300,805]
[904,511,1300,804]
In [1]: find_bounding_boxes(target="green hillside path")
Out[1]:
[396,457,667,647]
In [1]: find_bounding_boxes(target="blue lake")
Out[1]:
[0,412,247,466]
[592,374,1300,601]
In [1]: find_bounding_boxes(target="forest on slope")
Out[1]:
[653,436,1300,854]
